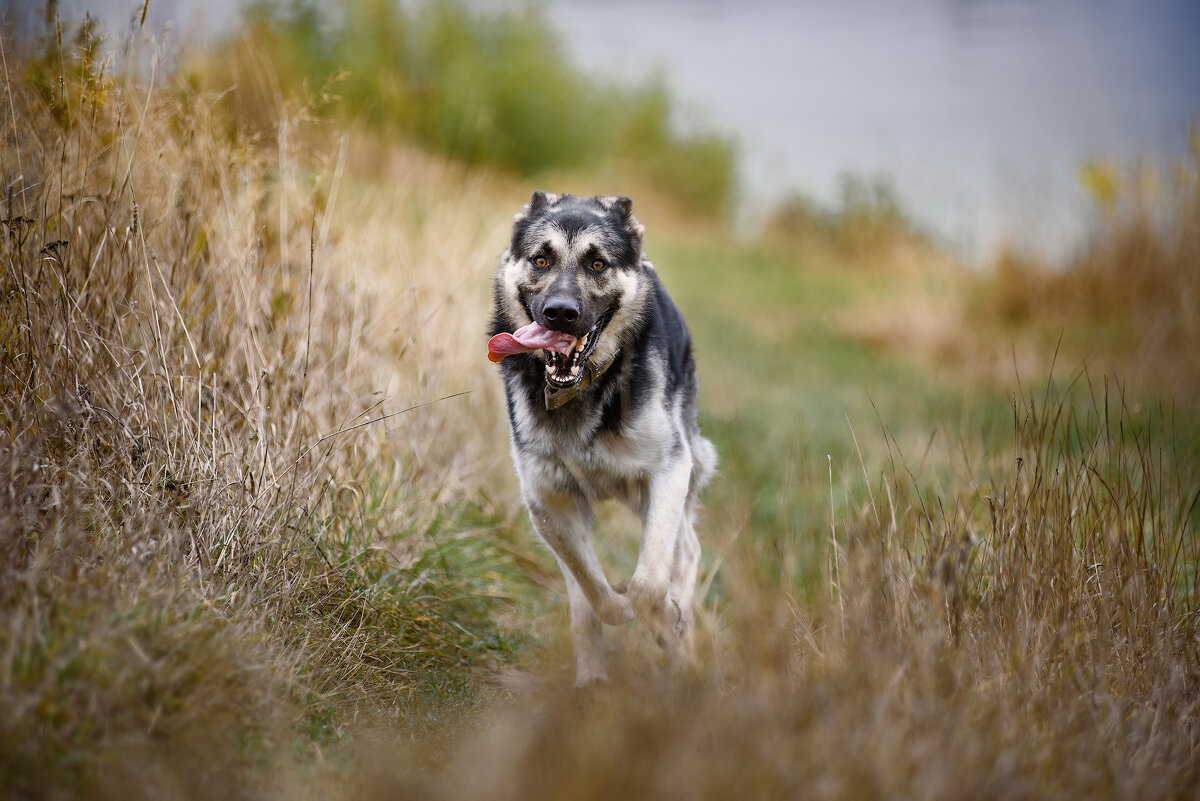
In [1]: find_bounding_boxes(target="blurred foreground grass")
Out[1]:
[2,6,1198,799]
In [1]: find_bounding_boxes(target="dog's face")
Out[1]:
[496,191,650,388]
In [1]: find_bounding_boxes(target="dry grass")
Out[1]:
[2,23,1198,801]
[1,28,523,798]
[982,141,1200,396]
[349,377,1200,801]
[818,140,1200,396]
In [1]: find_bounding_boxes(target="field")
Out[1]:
[2,5,1198,799]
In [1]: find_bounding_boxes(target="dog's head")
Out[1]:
[495,191,650,388]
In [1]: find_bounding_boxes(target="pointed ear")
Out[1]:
[514,190,558,223]
[610,195,644,247]
[611,195,633,220]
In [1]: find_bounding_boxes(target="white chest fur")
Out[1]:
[510,366,684,503]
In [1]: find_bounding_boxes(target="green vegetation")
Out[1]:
[651,236,1010,596]
[767,172,923,254]
[1,8,1197,800]
[215,0,735,215]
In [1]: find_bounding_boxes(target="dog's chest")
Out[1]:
[514,386,674,499]
[573,423,660,475]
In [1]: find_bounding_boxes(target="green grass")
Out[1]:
[648,235,1019,596]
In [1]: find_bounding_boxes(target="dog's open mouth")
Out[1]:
[543,314,610,388]
[487,311,614,388]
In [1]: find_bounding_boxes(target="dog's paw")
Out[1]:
[627,579,695,651]
[573,670,609,691]
[651,601,693,655]
[596,590,635,626]
[671,598,694,639]
[625,577,670,626]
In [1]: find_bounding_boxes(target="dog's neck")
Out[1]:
[543,356,616,411]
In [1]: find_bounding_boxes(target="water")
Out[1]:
[543,0,1200,261]
[16,0,1200,262]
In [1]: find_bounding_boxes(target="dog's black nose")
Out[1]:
[542,295,580,328]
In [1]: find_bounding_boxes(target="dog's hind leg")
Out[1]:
[527,492,635,628]
[669,435,714,641]
[668,515,700,639]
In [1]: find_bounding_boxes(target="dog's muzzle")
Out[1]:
[543,310,613,389]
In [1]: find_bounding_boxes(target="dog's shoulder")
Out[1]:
[638,264,696,398]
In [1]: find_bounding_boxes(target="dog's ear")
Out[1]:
[514,190,558,223]
[609,195,645,248]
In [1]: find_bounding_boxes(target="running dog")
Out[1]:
[488,191,716,686]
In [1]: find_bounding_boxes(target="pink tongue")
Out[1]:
[488,322,576,363]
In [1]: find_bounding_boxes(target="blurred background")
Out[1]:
[13,0,1200,260]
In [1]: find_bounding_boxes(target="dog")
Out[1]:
[488,191,716,686]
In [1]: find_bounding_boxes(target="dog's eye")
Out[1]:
[591,259,605,271]
[533,256,548,268]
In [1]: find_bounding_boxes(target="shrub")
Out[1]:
[767,172,923,256]
[213,0,736,216]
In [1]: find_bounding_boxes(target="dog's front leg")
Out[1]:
[526,491,635,630]
[552,554,609,686]
[627,453,693,645]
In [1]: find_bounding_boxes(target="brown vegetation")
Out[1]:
[360,379,1200,801]
[984,145,1200,395]
[1,29,518,796]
